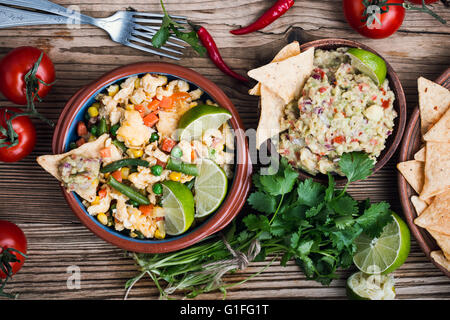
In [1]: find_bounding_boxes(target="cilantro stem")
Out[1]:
[269,194,285,225]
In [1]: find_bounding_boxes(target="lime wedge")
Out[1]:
[161,180,195,236]
[194,158,228,218]
[346,48,387,86]
[346,271,396,300]
[177,104,232,141]
[353,212,411,275]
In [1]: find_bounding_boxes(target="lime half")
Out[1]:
[346,48,387,86]
[177,104,232,141]
[346,271,396,300]
[161,180,195,236]
[353,212,410,275]
[194,158,228,218]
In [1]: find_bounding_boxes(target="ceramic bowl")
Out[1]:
[52,62,252,253]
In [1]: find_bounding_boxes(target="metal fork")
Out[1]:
[0,0,187,60]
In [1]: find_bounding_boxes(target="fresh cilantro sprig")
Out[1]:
[152,0,206,56]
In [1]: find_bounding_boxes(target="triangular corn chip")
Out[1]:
[430,250,450,272]
[256,85,285,149]
[423,107,450,143]
[420,142,450,200]
[411,195,428,215]
[418,77,450,135]
[397,160,425,194]
[414,147,425,162]
[248,48,314,104]
[415,190,450,236]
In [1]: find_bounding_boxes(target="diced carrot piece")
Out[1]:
[111,170,122,182]
[156,159,166,168]
[77,121,88,137]
[148,99,160,112]
[161,138,176,152]
[100,147,111,158]
[332,136,345,144]
[160,96,173,109]
[98,188,108,199]
[171,92,190,101]
[76,137,86,147]
[139,204,154,216]
[191,149,197,162]
[134,104,146,116]
[143,112,159,127]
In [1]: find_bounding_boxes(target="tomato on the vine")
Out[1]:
[343,0,406,39]
[0,107,36,163]
[0,220,27,279]
[0,46,55,105]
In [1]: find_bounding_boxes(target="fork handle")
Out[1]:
[0,0,96,25]
[0,5,73,28]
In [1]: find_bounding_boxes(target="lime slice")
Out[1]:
[346,48,387,86]
[161,180,195,236]
[346,271,396,300]
[177,104,232,141]
[194,158,228,218]
[353,212,411,275]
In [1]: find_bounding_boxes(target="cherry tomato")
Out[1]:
[0,220,27,279]
[0,46,55,105]
[343,0,406,39]
[0,107,36,162]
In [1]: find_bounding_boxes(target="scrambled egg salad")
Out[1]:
[278,48,397,176]
[65,74,234,239]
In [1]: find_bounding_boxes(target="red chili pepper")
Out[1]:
[192,25,248,83]
[230,0,295,35]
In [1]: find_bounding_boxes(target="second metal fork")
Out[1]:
[0,0,187,60]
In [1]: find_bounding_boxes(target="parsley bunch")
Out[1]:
[127,152,393,299]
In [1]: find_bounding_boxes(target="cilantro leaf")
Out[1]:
[247,191,277,214]
[339,152,375,184]
[242,214,270,233]
[328,195,358,216]
[356,202,393,238]
[258,160,298,196]
[170,26,206,56]
[297,179,325,207]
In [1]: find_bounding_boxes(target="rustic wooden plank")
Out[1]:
[0,0,449,300]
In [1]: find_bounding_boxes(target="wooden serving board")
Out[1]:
[398,68,450,278]
[0,0,449,300]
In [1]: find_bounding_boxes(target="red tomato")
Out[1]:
[0,220,27,279]
[343,0,406,39]
[0,46,55,105]
[0,107,36,162]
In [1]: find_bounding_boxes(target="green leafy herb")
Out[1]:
[126,152,393,298]
[153,0,206,56]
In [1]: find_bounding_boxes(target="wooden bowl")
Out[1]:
[398,68,450,278]
[270,39,407,185]
[52,62,252,253]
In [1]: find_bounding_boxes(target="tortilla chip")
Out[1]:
[249,42,301,96]
[415,190,450,236]
[418,77,450,135]
[256,85,286,149]
[420,142,450,200]
[37,134,108,202]
[248,47,315,104]
[411,195,428,216]
[430,231,450,260]
[414,147,425,162]
[397,160,425,194]
[423,107,450,143]
[430,250,450,272]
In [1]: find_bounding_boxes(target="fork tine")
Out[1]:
[128,36,183,55]
[131,30,185,49]
[131,12,188,20]
[134,24,188,44]
[125,42,180,60]
[132,17,188,25]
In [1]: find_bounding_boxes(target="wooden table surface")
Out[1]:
[0,0,449,300]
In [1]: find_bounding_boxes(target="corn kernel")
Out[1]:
[104,172,110,179]
[108,85,119,97]
[126,104,135,111]
[129,231,138,238]
[121,167,130,180]
[154,229,165,239]
[88,135,96,142]
[87,105,99,118]
[131,149,144,158]
[169,172,182,182]
[91,196,100,205]
[97,213,108,225]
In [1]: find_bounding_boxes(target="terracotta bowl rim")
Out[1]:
[52,62,252,253]
[271,38,407,185]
